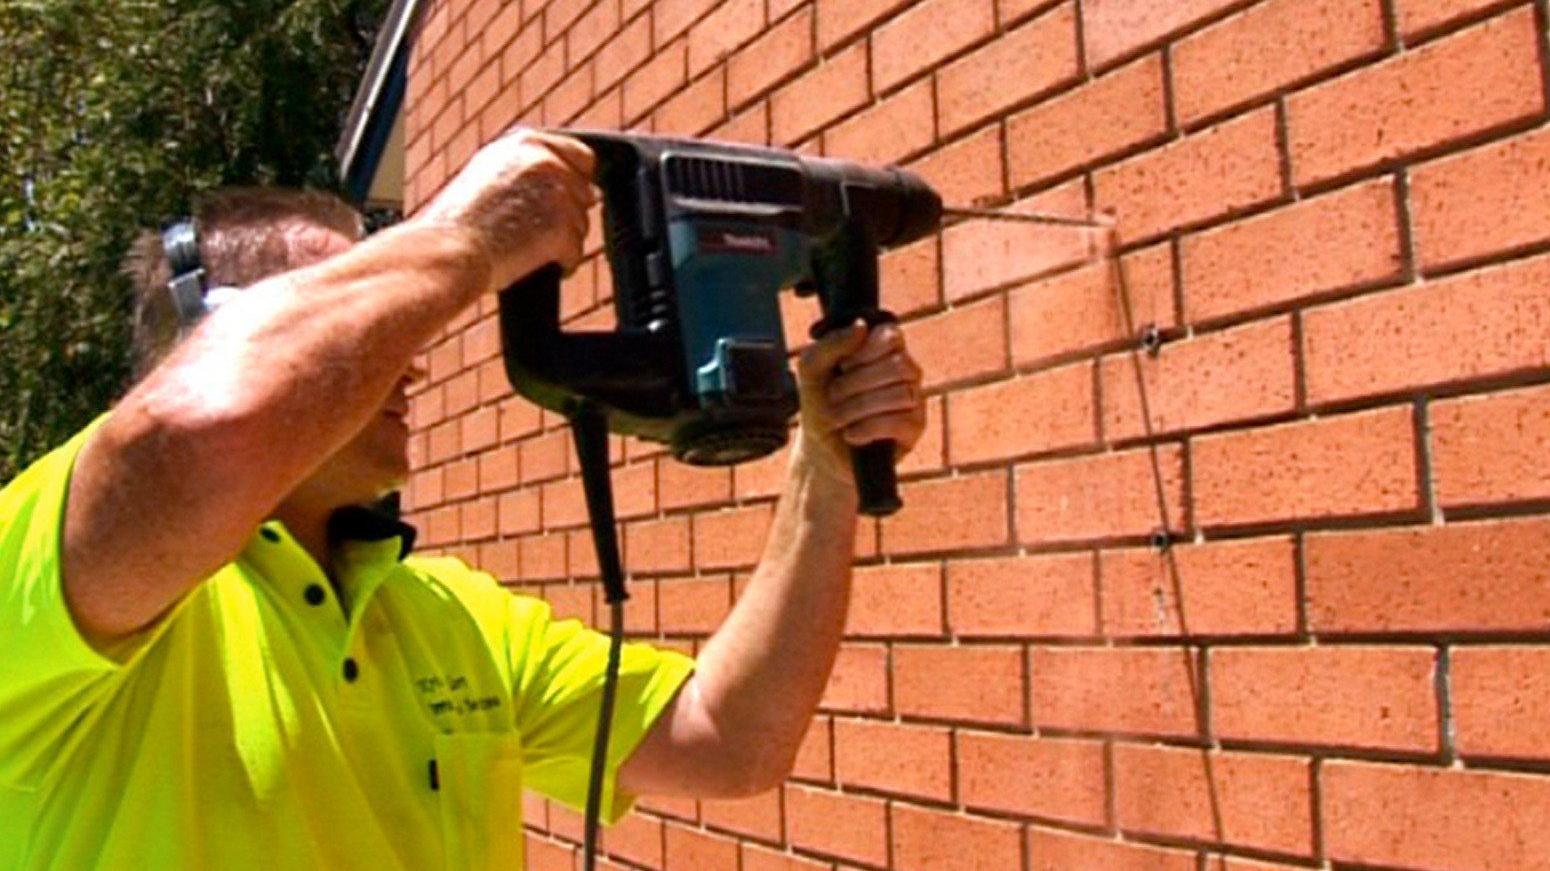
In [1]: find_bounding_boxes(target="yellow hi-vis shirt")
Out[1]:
[0,423,695,870]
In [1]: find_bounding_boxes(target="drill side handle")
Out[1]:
[809,224,903,518]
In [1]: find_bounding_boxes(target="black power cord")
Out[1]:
[569,403,629,871]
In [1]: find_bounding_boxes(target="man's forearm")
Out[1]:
[68,222,491,636]
[690,437,859,787]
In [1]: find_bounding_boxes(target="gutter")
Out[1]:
[336,0,424,204]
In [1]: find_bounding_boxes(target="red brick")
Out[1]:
[894,644,1025,725]
[1029,827,1196,871]
[654,0,719,44]
[594,16,651,93]
[1322,762,1550,871]
[770,41,869,144]
[478,539,520,581]
[712,102,769,145]
[874,0,996,91]
[1288,8,1544,186]
[610,460,656,519]
[657,459,732,511]
[1192,407,1419,527]
[1010,244,1176,367]
[430,416,461,465]
[834,719,952,800]
[686,0,763,76]
[423,504,461,547]
[656,576,731,634]
[949,362,1097,464]
[1305,254,1550,403]
[727,6,813,107]
[880,235,941,319]
[499,21,543,86]
[520,532,568,581]
[1434,383,1550,507]
[1100,537,1297,638]
[520,430,570,484]
[1412,125,1550,273]
[501,397,543,441]
[542,61,594,126]
[525,834,576,871]
[1031,647,1203,737]
[479,445,521,492]
[942,180,1093,300]
[957,731,1107,824]
[740,844,829,871]
[784,785,886,866]
[907,125,1004,208]
[791,716,832,781]
[879,471,1010,555]
[1396,0,1511,38]
[1113,743,1313,855]
[462,405,500,454]
[1174,0,1387,125]
[665,825,738,870]
[567,0,620,63]
[444,456,479,501]
[601,812,663,868]
[1081,0,1242,67]
[1095,106,1284,244]
[1305,517,1550,633]
[534,583,588,626]
[540,477,586,529]
[429,333,463,384]
[519,43,566,108]
[1211,646,1437,751]
[461,495,497,540]
[1007,53,1168,188]
[1452,646,1550,760]
[938,3,1079,136]
[823,78,935,166]
[947,552,1097,638]
[544,0,593,41]
[653,65,725,135]
[1101,317,1296,440]
[566,528,600,579]
[411,467,445,510]
[623,39,688,122]
[731,440,789,501]
[693,505,771,569]
[814,0,911,48]
[701,790,781,842]
[498,488,540,535]
[477,358,510,404]
[890,804,1022,871]
[1205,858,1309,871]
[1014,445,1185,545]
[847,562,943,637]
[906,296,1007,389]
[820,644,889,713]
[1181,178,1402,323]
[624,516,692,574]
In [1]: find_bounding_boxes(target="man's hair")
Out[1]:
[122,187,365,380]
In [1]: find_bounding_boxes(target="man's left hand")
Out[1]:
[795,321,926,487]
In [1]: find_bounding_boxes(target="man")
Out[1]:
[0,130,926,869]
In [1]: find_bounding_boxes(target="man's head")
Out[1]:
[123,189,416,509]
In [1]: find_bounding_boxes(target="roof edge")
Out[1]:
[336,0,424,182]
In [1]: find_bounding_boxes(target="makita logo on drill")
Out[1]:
[700,228,778,255]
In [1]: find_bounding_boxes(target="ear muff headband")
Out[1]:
[161,218,239,326]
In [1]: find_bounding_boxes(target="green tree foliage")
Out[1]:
[0,0,388,482]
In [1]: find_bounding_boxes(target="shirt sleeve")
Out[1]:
[505,595,695,824]
[0,417,122,788]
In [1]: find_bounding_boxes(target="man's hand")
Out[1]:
[794,321,927,487]
[415,128,598,292]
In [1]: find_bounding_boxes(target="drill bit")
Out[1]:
[942,206,1114,229]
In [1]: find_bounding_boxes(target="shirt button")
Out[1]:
[342,658,360,682]
[260,527,281,543]
[303,584,326,606]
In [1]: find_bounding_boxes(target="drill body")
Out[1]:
[499,131,942,514]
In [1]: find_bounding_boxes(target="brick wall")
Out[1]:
[399,1,1550,868]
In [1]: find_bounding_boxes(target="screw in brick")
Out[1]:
[1149,528,1173,552]
[1139,324,1163,357]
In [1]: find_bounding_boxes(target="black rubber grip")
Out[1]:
[853,439,901,517]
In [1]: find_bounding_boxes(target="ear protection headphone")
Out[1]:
[161,218,239,327]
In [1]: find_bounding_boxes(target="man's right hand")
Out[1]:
[415,128,598,292]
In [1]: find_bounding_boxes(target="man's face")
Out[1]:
[286,224,422,506]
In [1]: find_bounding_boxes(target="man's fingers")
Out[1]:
[831,383,918,430]
[838,324,905,372]
[798,322,869,385]
[841,410,924,450]
[525,130,597,178]
[827,349,920,405]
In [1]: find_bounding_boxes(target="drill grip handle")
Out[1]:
[813,310,903,518]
